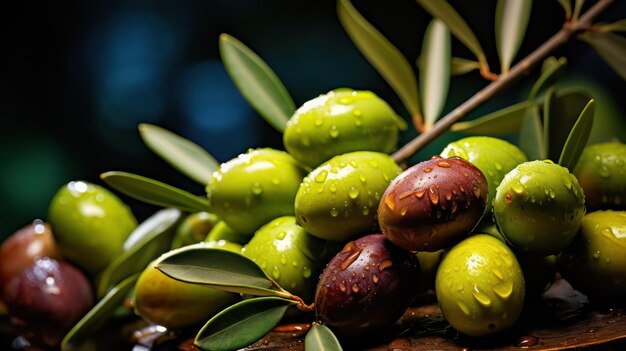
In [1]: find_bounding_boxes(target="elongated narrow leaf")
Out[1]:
[528,57,567,102]
[451,101,531,135]
[495,0,533,72]
[557,0,572,19]
[450,57,480,75]
[542,87,557,158]
[519,105,546,160]
[597,19,626,32]
[156,246,281,296]
[559,99,595,171]
[305,322,344,351]
[102,171,210,212]
[547,90,593,161]
[337,0,421,120]
[578,31,626,80]
[195,297,294,351]
[219,34,296,133]
[420,19,451,127]
[139,124,218,185]
[573,0,585,20]
[61,275,138,351]
[96,208,182,299]
[415,0,487,68]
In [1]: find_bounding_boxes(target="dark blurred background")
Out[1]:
[1,0,625,239]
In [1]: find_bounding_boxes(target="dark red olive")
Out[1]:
[314,234,420,337]
[3,258,94,347]
[378,156,487,252]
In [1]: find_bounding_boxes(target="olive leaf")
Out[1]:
[305,322,344,351]
[61,274,138,351]
[578,31,626,80]
[519,104,546,160]
[559,99,595,171]
[419,19,451,128]
[495,0,533,73]
[219,33,296,133]
[337,0,421,125]
[596,19,626,32]
[556,0,572,19]
[528,57,567,102]
[450,101,531,135]
[101,171,211,213]
[96,208,182,299]
[542,87,557,158]
[195,297,295,351]
[139,124,219,185]
[573,0,585,21]
[156,246,284,296]
[450,57,480,75]
[546,89,593,161]
[415,0,489,76]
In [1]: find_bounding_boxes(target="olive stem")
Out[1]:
[269,278,315,312]
[391,0,614,164]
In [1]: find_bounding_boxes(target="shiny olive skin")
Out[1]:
[242,216,331,301]
[436,235,525,337]
[48,181,138,275]
[415,250,444,293]
[207,148,307,234]
[170,212,219,249]
[574,142,626,210]
[315,234,420,337]
[378,156,488,252]
[295,151,402,242]
[558,210,626,302]
[284,89,406,168]
[0,220,60,292]
[441,136,527,212]
[134,242,241,330]
[493,160,585,256]
[204,221,251,245]
[3,258,93,347]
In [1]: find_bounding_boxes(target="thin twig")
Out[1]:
[392,0,614,164]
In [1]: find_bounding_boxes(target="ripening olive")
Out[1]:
[0,220,60,292]
[493,160,585,256]
[207,148,306,234]
[204,221,251,245]
[441,136,527,212]
[170,212,219,249]
[436,235,525,337]
[295,151,402,242]
[284,89,406,168]
[48,181,138,275]
[574,142,626,210]
[378,156,488,252]
[558,210,626,302]
[133,242,241,330]
[314,234,420,337]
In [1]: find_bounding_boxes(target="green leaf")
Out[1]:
[556,0,572,19]
[101,171,210,213]
[305,322,344,351]
[596,19,626,32]
[451,101,531,135]
[546,89,593,161]
[419,19,451,127]
[61,275,138,351]
[337,0,421,119]
[156,246,282,296]
[578,31,626,80]
[528,57,567,102]
[559,99,595,171]
[542,87,557,158]
[139,124,219,185]
[415,0,487,69]
[96,208,182,299]
[573,0,585,21]
[519,105,546,160]
[450,57,480,75]
[195,297,294,351]
[495,0,533,73]
[219,34,296,133]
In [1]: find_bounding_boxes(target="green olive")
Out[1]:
[573,142,626,210]
[133,242,241,330]
[436,234,525,337]
[415,250,443,293]
[207,148,307,234]
[493,160,585,256]
[441,136,527,212]
[170,212,219,249]
[558,210,626,302]
[48,181,137,275]
[295,151,402,241]
[284,89,406,168]
[242,216,330,301]
[204,221,251,245]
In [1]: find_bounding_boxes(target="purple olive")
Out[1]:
[378,156,487,252]
[314,234,420,337]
